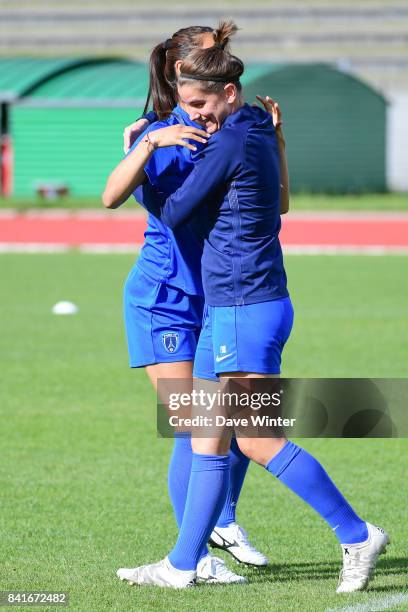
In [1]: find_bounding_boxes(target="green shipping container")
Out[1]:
[1,58,387,195]
[242,63,387,193]
[7,59,148,196]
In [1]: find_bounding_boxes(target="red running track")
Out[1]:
[0,211,408,251]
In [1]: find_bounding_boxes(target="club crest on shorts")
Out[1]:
[162,332,179,353]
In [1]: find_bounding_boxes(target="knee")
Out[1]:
[236,437,287,466]
[236,438,263,464]
[192,436,231,456]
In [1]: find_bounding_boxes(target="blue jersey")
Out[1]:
[130,105,207,296]
[143,103,289,307]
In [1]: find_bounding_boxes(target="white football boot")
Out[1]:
[117,557,196,589]
[209,523,268,566]
[336,522,390,593]
[197,554,247,584]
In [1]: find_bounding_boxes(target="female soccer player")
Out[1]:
[110,44,389,592]
[103,22,281,584]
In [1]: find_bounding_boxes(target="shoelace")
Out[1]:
[233,525,262,555]
[208,556,237,579]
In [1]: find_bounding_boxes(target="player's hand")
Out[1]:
[255,95,282,128]
[123,118,150,154]
[148,124,210,151]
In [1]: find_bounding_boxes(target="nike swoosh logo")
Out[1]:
[211,529,236,548]
[215,353,233,363]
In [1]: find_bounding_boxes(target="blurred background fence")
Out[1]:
[0,0,407,196]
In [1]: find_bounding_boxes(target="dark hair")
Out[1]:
[143,21,238,118]
[178,45,244,94]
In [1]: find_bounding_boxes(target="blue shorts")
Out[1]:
[193,297,294,379]
[123,265,204,368]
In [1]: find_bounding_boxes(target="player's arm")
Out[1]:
[102,124,208,209]
[256,96,289,214]
[276,123,289,215]
[123,111,158,154]
[142,131,241,229]
[102,138,153,209]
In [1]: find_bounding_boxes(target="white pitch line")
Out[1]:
[79,244,140,253]
[0,243,70,253]
[0,243,139,253]
[283,211,408,221]
[0,209,19,218]
[326,592,408,612]
[283,245,408,255]
[1,244,408,255]
[0,209,147,220]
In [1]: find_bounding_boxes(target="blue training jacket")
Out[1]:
[143,103,289,307]
[130,106,208,296]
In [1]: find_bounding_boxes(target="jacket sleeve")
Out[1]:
[142,129,241,229]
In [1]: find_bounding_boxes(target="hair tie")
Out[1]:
[163,38,173,50]
[179,72,239,83]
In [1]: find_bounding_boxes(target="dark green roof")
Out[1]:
[29,62,281,101]
[0,57,146,101]
[0,58,385,106]
[29,60,148,100]
[0,58,88,99]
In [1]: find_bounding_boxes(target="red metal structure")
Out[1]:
[0,133,13,197]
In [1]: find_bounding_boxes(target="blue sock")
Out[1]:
[168,434,192,527]
[168,453,230,570]
[266,441,368,544]
[216,437,250,527]
[167,435,208,560]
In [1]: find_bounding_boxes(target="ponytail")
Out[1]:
[143,41,176,118]
[213,20,238,50]
[142,21,238,119]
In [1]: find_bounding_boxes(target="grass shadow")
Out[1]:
[239,555,408,585]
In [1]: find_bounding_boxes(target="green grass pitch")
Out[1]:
[1,253,407,611]
[2,192,408,212]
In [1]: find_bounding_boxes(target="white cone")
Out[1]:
[52,301,79,315]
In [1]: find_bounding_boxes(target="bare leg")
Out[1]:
[146,360,194,391]
[219,372,287,464]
